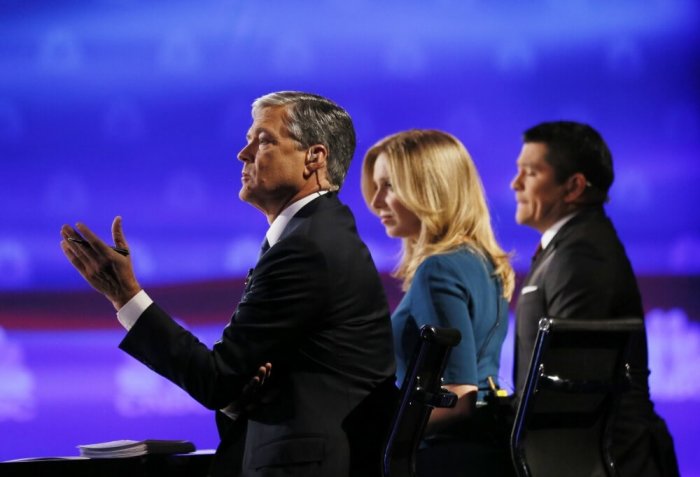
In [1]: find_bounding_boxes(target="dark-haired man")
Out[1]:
[511,121,679,476]
[61,91,396,477]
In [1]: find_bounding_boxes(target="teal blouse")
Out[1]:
[392,248,508,399]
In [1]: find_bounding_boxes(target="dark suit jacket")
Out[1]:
[119,193,397,477]
[514,206,679,477]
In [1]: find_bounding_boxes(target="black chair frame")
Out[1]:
[382,325,462,477]
[510,316,643,477]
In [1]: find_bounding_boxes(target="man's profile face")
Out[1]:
[510,142,570,233]
[237,106,308,217]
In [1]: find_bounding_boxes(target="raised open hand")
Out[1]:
[60,216,142,310]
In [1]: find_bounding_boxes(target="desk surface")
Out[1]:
[0,452,214,477]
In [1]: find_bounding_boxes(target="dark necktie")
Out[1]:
[246,238,271,287]
[259,238,270,259]
[532,243,543,261]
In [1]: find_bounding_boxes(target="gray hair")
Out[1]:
[252,91,356,190]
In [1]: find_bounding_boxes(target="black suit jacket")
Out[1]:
[120,193,397,477]
[514,206,679,477]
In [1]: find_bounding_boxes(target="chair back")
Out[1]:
[511,317,644,477]
[382,325,462,477]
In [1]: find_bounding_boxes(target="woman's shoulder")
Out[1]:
[416,247,492,279]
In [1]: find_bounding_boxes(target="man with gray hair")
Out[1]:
[60,91,397,477]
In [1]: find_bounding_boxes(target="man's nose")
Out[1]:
[237,143,254,163]
[510,172,522,191]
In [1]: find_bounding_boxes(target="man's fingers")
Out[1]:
[61,224,89,249]
[248,364,271,389]
[61,225,97,266]
[253,367,266,386]
[60,224,82,240]
[111,216,129,250]
[76,222,114,256]
[259,362,272,385]
[60,239,88,274]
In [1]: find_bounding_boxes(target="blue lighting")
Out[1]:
[1,1,698,474]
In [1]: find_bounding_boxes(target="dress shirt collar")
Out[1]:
[265,190,328,247]
[541,212,578,250]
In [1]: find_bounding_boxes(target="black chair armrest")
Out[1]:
[413,387,457,408]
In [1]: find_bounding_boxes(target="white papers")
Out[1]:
[77,440,195,459]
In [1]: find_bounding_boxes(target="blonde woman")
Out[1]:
[362,129,515,476]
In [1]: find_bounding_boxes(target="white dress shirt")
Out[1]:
[540,212,578,251]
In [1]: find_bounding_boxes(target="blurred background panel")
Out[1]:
[0,0,699,474]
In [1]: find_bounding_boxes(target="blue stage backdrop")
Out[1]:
[1,1,699,475]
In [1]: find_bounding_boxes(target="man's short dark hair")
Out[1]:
[523,121,614,202]
[252,91,356,190]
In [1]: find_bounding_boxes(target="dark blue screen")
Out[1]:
[1,1,699,474]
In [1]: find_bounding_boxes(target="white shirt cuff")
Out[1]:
[219,403,241,421]
[116,290,153,331]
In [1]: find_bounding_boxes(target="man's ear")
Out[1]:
[563,172,588,203]
[304,144,328,175]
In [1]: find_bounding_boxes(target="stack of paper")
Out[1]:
[77,440,196,458]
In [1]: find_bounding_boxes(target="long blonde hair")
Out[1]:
[362,129,514,299]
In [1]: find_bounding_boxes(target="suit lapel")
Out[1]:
[522,207,605,288]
